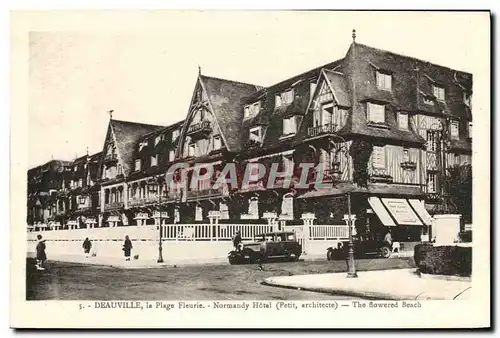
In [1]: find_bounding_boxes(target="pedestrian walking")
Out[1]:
[82,237,92,258]
[123,235,133,261]
[35,234,47,271]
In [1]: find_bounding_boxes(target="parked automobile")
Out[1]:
[228,231,302,265]
[326,237,393,260]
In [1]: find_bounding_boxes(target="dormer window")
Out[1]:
[155,134,164,146]
[275,89,294,108]
[135,159,141,171]
[74,166,78,172]
[139,141,147,151]
[244,101,261,119]
[450,120,459,139]
[433,85,445,101]
[283,116,297,136]
[397,112,409,130]
[172,129,180,141]
[249,126,263,143]
[151,155,158,167]
[367,102,385,124]
[213,135,222,151]
[376,71,392,91]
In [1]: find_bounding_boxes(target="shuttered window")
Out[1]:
[372,146,386,169]
[283,116,297,135]
[398,112,409,130]
[376,71,392,90]
[450,120,459,139]
[248,197,259,217]
[195,205,203,221]
[367,103,385,123]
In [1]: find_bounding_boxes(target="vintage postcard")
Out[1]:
[10,10,491,329]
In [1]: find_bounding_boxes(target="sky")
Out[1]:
[27,11,489,168]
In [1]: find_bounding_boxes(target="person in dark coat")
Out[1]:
[123,235,133,261]
[82,237,92,258]
[232,231,242,251]
[36,234,47,270]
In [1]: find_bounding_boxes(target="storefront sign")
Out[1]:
[381,198,422,226]
[135,213,149,220]
[153,212,169,218]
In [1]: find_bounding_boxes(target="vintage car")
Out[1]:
[326,237,394,260]
[228,231,302,265]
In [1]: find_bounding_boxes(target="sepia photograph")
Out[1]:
[10,9,491,329]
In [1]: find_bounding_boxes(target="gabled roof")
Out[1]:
[339,42,474,144]
[323,69,350,107]
[200,75,261,152]
[108,119,165,176]
[240,59,344,153]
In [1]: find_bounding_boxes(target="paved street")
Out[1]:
[26,257,415,300]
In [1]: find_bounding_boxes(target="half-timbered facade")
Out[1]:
[27,34,473,241]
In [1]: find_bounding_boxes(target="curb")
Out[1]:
[261,278,427,300]
[261,276,468,300]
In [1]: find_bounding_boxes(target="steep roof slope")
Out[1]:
[109,119,165,176]
[200,75,261,152]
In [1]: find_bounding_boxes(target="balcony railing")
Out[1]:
[186,120,211,136]
[307,123,338,138]
[103,201,124,211]
[128,195,162,207]
[186,185,229,200]
[103,153,118,163]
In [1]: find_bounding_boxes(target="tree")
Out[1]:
[440,164,472,224]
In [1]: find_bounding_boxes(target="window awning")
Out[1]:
[368,197,396,227]
[408,199,433,226]
[381,198,423,226]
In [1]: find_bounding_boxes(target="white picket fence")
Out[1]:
[161,224,275,241]
[28,223,349,242]
[308,225,349,240]
[26,226,157,242]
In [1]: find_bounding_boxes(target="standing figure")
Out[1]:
[232,230,242,251]
[82,237,92,258]
[35,234,47,270]
[123,235,133,261]
[384,229,393,247]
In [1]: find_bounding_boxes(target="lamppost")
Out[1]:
[148,175,165,263]
[330,135,357,278]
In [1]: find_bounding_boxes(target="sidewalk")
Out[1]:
[263,269,472,300]
[27,252,227,269]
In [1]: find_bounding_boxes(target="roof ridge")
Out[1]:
[200,74,264,90]
[323,68,345,76]
[253,59,344,95]
[356,43,472,75]
[110,118,166,129]
[139,120,186,140]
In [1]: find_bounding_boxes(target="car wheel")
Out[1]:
[228,256,237,265]
[380,246,391,258]
[327,250,334,261]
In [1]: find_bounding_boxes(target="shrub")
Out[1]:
[458,230,472,243]
[414,244,472,277]
[414,243,433,266]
